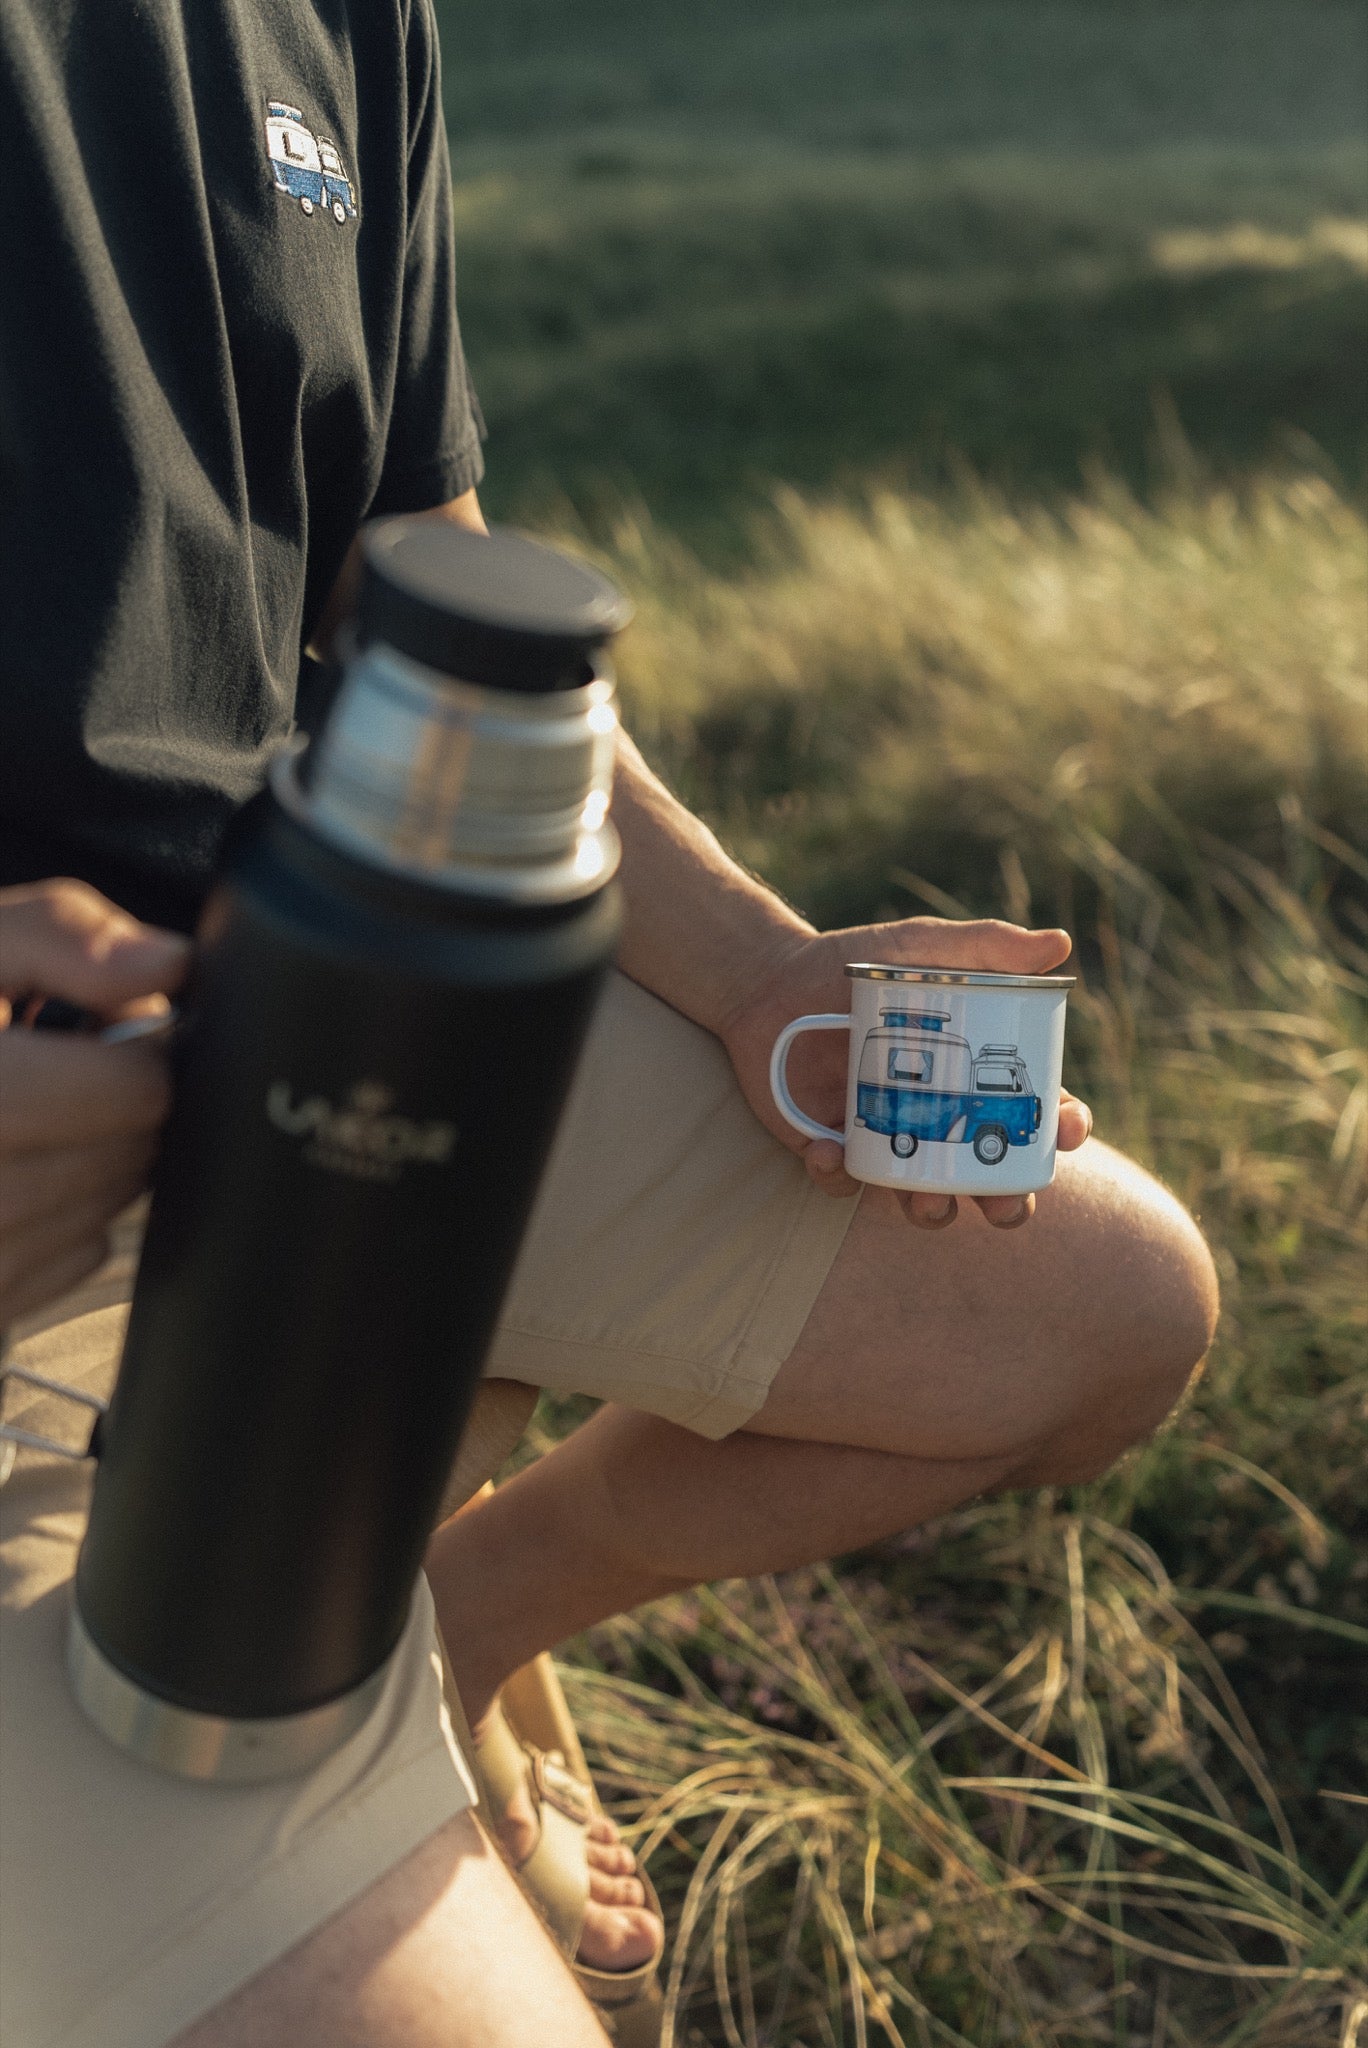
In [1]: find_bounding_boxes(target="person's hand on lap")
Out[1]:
[0,880,189,1324]
[719,915,1092,1229]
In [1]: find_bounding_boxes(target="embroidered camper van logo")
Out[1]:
[264,101,358,224]
[266,1080,455,1182]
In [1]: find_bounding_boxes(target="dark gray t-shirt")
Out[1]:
[0,0,484,928]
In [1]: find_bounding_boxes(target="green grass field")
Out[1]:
[437,0,1367,551]
[433,4,1368,2040]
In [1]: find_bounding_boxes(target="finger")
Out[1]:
[0,1134,157,1236]
[0,1232,112,1327]
[0,879,190,1012]
[103,991,176,1030]
[0,1033,172,1150]
[803,1138,862,1198]
[896,1191,958,1230]
[1057,1096,1093,1152]
[974,1192,1035,1229]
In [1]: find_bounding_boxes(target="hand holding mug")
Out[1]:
[770,959,1078,1228]
[720,917,1089,1230]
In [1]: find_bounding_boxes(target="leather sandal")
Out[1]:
[445,1650,665,2045]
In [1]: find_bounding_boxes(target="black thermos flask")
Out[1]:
[68,520,629,1781]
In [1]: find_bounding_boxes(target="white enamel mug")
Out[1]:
[770,964,1075,1197]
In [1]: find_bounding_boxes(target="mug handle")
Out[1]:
[769,1015,850,1143]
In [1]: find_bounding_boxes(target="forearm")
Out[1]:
[610,729,811,1035]
[317,505,805,1037]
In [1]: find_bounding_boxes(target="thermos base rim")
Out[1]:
[66,1601,397,1784]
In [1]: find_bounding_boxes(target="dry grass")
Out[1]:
[439,5,1367,2031]
[562,1521,1364,2047]
[520,470,1367,2045]
[607,470,1366,935]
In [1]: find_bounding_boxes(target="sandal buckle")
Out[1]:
[533,1748,594,1828]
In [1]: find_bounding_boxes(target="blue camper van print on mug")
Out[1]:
[855,1010,1042,1165]
[265,102,357,223]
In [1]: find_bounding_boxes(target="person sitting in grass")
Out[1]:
[0,0,1220,2041]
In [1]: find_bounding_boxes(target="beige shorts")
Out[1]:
[0,1311,476,2048]
[490,971,859,1435]
[0,971,856,2045]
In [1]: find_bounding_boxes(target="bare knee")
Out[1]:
[761,1138,1220,1474]
[1094,1172,1219,1430]
[1021,1174,1219,1486]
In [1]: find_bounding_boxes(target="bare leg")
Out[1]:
[427,1140,1217,1969]
[429,1141,1216,1699]
[753,1139,1216,1467]
[171,1811,608,2048]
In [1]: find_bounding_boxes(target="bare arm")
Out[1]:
[318,497,1090,1227]
[607,737,1090,1226]
[320,487,807,1035]
[610,729,813,1035]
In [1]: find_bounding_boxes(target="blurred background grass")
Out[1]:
[438,0,1366,552]
[433,3,1367,2041]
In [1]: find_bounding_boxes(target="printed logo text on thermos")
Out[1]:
[266,1081,456,1180]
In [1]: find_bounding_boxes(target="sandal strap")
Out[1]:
[471,1701,590,1960]
[521,1790,593,1960]
[533,1745,595,1829]
[435,1635,665,2042]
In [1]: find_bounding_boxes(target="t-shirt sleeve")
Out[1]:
[369,0,485,517]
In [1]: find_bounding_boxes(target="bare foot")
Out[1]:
[483,1727,662,1974]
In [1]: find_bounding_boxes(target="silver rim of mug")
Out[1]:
[845,964,1076,990]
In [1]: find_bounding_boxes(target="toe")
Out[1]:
[587,1837,637,1877]
[577,1821,662,1973]
[576,1903,662,1975]
[588,1871,647,1909]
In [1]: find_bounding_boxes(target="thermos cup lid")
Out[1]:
[359,520,632,692]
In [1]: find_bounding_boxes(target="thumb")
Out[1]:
[0,880,191,1016]
[867,917,1072,974]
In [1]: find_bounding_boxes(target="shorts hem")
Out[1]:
[21,1586,475,2048]
[729,1178,860,1386]
[491,1178,861,1441]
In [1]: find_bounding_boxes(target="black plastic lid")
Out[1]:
[358,519,631,691]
